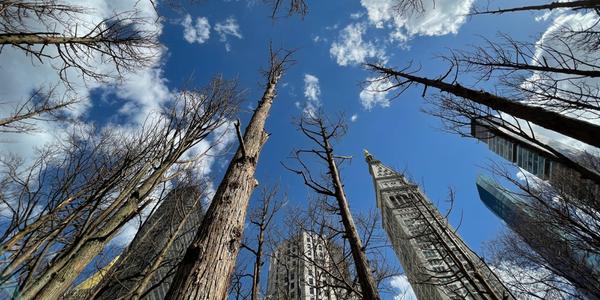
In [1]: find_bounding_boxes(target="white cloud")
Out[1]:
[350,12,363,20]
[522,11,600,152]
[215,16,242,52]
[360,0,474,43]
[181,14,211,44]
[351,114,358,122]
[390,275,417,300]
[0,0,166,158]
[302,74,322,116]
[491,261,575,299]
[329,22,386,66]
[360,77,393,110]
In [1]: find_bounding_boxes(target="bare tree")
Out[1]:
[228,262,252,300]
[0,77,239,300]
[238,184,286,300]
[481,165,600,299]
[0,0,160,132]
[0,0,159,84]
[366,63,600,149]
[0,86,77,134]
[471,1,600,16]
[283,112,381,300]
[267,0,308,19]
[278,199,400,299]
[90,180,207,300]
[164,47,293,300]
[486,229,585,300]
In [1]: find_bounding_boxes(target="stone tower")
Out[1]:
[365,150,513,300]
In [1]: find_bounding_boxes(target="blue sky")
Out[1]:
[0,0,582,298]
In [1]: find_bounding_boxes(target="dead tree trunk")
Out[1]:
[15,79,237,300]
[319,121,381,300]
[251,227,264,300]
[164,48,292,300]
[367,64,600,149]
[285,114,381,300]
[242,185,284,300]
[471,0,600,15]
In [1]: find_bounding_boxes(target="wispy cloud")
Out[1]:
[215,16,243,51]
[181,14,211,44]
[303,74,321,116]
[329,22,386,66]
[359,77,393,110]
[360,0,474,43]
[390,275,417,300]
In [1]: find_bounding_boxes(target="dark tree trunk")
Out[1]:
[319,123,381,300]
[251,227,264,300]
[369,65,600,149]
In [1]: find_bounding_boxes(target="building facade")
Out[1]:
[471,118,556,180]
[476,175,600,298]
[266,231,356,300]
[471,117,599,208]
[365,150,514,300]
[90,185,204,300]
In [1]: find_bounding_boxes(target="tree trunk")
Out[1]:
[19,168,166,300]
[320,124,381,300]
[370,65,600,149]
[91,186,203,300]
[164,62,284,300]
[471,0,600,15]
[0,34,115,45]
[251,227,264,300]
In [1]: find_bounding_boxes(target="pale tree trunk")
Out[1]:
[0,34,111,45]
[319,123,381,300]
[164,50,290,300]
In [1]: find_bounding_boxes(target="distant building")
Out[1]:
[476,175,600,298]
[266,231,356,300]
[470,117,556,180]
[91,186,204,300]
[365,150,514,300]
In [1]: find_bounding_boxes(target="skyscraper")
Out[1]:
[365,150,513,300]
[471,117,556,180]
[476,175,600,298]
[471,117,599,206]
[266,231,356,300]
[91,185,204,300]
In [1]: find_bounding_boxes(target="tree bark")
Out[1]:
[164,55,286,300]
[471,0,600,15]
[320,123,381,300]
[251,226,264,300]
[0,33,122,45]
[369,65,600,149]
[20,170,165,300]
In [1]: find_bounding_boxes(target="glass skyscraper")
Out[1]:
[471,118,554,179]
[476,175,600,298]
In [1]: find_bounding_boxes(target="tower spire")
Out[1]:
[366,155,514,300]
[363,149,376,164]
